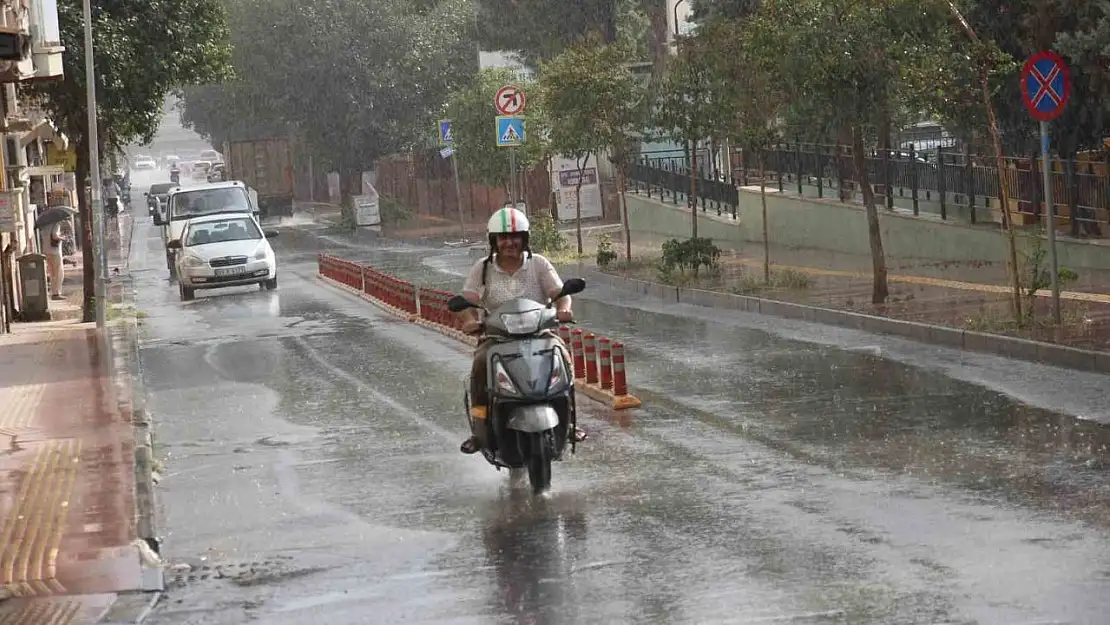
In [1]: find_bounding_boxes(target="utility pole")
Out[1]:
[82,0,105,330]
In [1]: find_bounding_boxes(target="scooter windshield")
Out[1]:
[499,308,543,334]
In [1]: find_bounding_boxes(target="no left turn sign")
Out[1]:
[494,85,526,116]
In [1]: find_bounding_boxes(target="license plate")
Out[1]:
[214,266,246,277]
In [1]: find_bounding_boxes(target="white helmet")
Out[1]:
[487,207,529,235]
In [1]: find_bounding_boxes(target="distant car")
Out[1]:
[192,160,212,180]
[167,212,279,301]
[133,156,156,170]
[207,164,227,183]
[199,149,222,163]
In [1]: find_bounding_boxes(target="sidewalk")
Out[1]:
[0,211,151,622]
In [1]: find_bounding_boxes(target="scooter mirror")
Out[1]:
[447,295,476,313]
[559,277,586,298]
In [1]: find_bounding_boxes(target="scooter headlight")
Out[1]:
[499,309,543,334]
[494,360,518,395]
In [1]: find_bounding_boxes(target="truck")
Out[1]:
[222,138,295,220]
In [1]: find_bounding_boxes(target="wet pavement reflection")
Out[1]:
[133,217,1110,625]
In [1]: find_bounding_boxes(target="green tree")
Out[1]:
[652,35,731,239]
[444,69,546,193]
[694,19,782,282]
[28,0,231,321]
[539,41,646,259]
[179,0,476,191]
[743,0,952,303]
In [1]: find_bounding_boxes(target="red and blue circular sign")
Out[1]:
[1020,51,1071,121]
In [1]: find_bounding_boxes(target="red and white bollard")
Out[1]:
[583,333,598,385]
[611,341,629,397]
[598,337,612,390]
[571,329,585,380]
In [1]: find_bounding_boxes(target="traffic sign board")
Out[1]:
[494,85,526,115]
[440,146,455,159]
[496,116,525,147]
[438,119,453,145]
[1021,51,1071,121]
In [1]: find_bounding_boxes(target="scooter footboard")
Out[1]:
[506,405,559,433]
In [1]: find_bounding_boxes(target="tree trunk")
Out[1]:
[759,151,770,284]
[75,139,96,323]
[852,126,889,304]
[690,143,699,238]
[617,164,631,262]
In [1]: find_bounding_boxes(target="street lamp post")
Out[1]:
[81,0,105,330]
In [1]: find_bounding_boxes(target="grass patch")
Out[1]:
[729,267,813,295]
[963,303,1090,334]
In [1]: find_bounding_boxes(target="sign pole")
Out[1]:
[1020,50,1071,326]
[451,154,465,235]
[1040,120,1061,324]
[509,148,517,205]
[494,85,527,208]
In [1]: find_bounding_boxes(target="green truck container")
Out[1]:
[222,138,294,220]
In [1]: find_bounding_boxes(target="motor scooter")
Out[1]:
[447,277,586,495]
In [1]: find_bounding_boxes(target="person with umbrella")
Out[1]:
[35,205,77,300]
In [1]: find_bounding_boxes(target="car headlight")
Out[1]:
[183,255,205,267]
[499,309,543,334]
[493,360,518,395]
[253,245,268,261]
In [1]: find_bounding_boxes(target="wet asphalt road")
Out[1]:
[130,212,1110,625]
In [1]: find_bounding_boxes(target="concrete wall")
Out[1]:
[626,187,1110,272]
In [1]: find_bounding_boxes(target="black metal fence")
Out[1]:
[627,143,1108,237]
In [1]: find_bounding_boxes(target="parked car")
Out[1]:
[145,182,174,218]
[167,212,279,301]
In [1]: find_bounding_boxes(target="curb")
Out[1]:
[585,269,1110,375]
[317,274,647,407]
[317,274,480,346]
[573,380,642,410]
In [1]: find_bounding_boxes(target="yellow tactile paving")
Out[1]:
[0,384,47,433]
[731,258,1110,305]
[0,599,80,625]
[0,439,80,597]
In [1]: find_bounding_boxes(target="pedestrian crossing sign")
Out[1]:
[438,119,453,145]
[496,116,526,147]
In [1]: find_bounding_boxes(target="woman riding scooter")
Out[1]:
[458,207,588,454]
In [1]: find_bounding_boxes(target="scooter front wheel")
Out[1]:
[527,431,554,495]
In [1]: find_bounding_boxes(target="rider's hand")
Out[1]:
[556,309,573,322]
[461,318,482,334]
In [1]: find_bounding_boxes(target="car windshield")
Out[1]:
[170,187,252,220]
[185,217,261,247]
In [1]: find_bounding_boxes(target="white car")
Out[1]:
[168,212,279,301]
[133,156,156,170]
[160,180,258,275]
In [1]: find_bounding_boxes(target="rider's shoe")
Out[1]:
[460,436,481,454]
